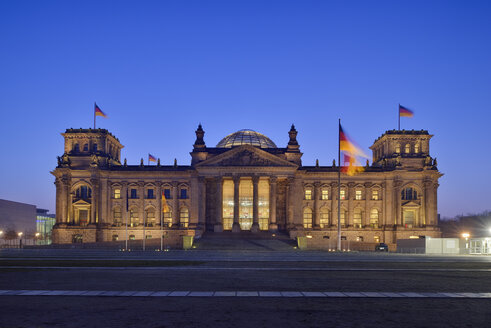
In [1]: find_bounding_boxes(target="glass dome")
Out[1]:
[216,129,277,148]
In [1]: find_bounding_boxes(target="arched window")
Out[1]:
[395,144,401,153]
[163,206,172,227]
[303,208,313,229]
[320,207,329,228]
[353,208,362,228]
[112,234,119,241]
[73,143,80,153]
[401,188,417,200]
[405,144,410,154]
[83,143,89,151]
[93,143,98,152]
[180,207,189,228]
[75,185,92,199]
[340,210,346,227]
[370,209,379,228]
[145,208,156,226]
[113,207,122,226]
[130,208,140,227]
[414,143,420,153]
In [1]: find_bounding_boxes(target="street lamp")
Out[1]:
[18,232,23,249]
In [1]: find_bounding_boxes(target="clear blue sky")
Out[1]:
[1,0,490,218]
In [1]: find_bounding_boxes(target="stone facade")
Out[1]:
[51,125,442,245]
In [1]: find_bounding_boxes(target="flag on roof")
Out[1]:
[399,104,414,117]
[94,103,107,118]
[148,154,157,163]
[341,153,364,176]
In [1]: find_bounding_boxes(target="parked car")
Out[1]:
[375,243,389,252]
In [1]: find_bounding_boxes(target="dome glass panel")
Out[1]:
[216,129,277,148]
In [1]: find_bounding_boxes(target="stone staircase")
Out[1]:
[194,231,296,251]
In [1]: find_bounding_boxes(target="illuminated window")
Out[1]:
[112,234,118,241]
[340,190,346,200]
[372,190,379,200]
[356,236,364,242]
[239,179,253,230]
[114,189,121,199]
[322,189,329,200]
[320,207,329,228]
[395,144,401,153]
[353,208,362,228]
[405,144,410,154]
[129,235,135,240]
[258,179,270,231]
[222,180,234,230]
[340,210,346,227]
[130,209,139,227]
[163,207,172,227]
[374,236,380,243]
[145,235,152,239]
[370,209,379,228]
[303,208,313,229]
[304,189,312,200]
[403,210,415,227]
[145,208,156,226]
[147,189,154,199]
[113,207,122,225]
[355,190,362,200]
[180,207,189,228]
[414,143,420,153]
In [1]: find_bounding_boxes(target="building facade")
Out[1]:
[51,125,442,244]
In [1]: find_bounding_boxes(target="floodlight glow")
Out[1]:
[462,233,470,238]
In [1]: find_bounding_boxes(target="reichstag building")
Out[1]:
[52,124,442,245]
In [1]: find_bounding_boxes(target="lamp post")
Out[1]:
[462,232,470,254]
[0,231,3,248]
[18,232,23,249]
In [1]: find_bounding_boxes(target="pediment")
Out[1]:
[402,200,420,207]
[73,199,91,206]
[195,145,298,168]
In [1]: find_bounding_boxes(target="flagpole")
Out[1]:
[160,192,163,252]
[94,103,96,129]
[398,104,400,130]
[337,119,342,251]
[125,188,128,251]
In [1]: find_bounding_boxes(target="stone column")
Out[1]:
[198,177,206,227]
[393,180,402,226]
[232,176,241,232]
[157,182,162,227]
[347,182,355,227]
[269,177,278,232]
[364,183,371,227]
[55,178,64,224]
[172,182,179,228]
[313,182,321,229]
[139,182,145,229]
[214,177,223,232]
[285,179,292,229]
[331,182,337,228]
[90,178,99,225]
[99,178,108,225]
[251,176,260,233]
[122,182,128,229]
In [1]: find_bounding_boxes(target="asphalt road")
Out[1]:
[1,249,490,327]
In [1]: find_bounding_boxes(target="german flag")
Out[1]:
[399,104,414,117]
[94,103,107,118]
[148,154,157,163]
[162,191,169,213]
[339,124,368,158]
[341,153,365,176]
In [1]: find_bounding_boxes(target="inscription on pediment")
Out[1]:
[213,150,283,167]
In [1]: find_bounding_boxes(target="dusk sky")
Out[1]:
[1,0,490,218]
